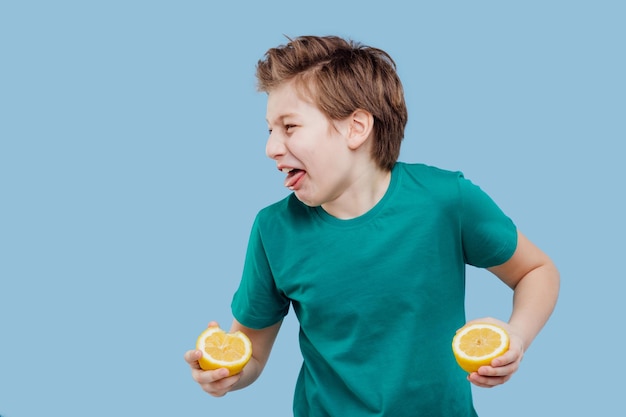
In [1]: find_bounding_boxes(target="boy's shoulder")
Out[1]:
[396,161,464,182]
[394,162,470,207]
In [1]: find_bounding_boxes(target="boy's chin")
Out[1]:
[293,191,319,208]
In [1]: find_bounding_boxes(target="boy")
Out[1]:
[185,35,560,416]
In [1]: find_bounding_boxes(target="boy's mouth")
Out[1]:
[282,168,306,189]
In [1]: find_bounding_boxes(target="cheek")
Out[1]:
[294,129,346,170]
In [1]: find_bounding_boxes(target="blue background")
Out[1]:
[1,1,624,416]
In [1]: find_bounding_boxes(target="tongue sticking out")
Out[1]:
[285,169,306,189]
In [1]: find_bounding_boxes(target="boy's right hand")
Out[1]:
[184,348,243,397]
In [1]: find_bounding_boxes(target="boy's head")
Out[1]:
[256,35,408,171]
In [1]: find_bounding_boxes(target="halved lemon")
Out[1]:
[196,326,252,375]
[452,323,509,373]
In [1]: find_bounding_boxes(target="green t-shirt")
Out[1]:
[232,162,517,416]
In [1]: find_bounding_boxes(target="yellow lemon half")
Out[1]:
[452,323,509,373]
[196,326,252,375]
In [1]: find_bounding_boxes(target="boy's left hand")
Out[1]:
[464,317,525,388]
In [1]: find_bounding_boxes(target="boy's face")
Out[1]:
[265,81,358,208]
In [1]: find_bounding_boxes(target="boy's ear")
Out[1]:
[346,109,374,150]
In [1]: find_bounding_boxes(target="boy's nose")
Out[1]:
[265,132,285,160]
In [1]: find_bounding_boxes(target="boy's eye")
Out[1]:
[285,124,295,131]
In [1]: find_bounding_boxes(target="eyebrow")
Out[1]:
[266,113,298,124]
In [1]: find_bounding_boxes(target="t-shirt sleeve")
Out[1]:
[231,213,291,329]
[458,175,518,268]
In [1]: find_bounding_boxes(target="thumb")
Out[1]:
[184,349,203,367]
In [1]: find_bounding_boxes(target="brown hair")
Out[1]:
[256,35,408,171]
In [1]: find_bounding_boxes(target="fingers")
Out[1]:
[184,348,241,397]
[491,346,520,368]
[203,371,242,397]
[491,330,524,370]
[468,350,521,388]
[193,367,242,397]
[468,369,512,388]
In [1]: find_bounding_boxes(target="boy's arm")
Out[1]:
[468,230,560,387]
[490,230,560,350]
[229,318,282,391]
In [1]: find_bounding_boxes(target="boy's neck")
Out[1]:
[321,166,392,220]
